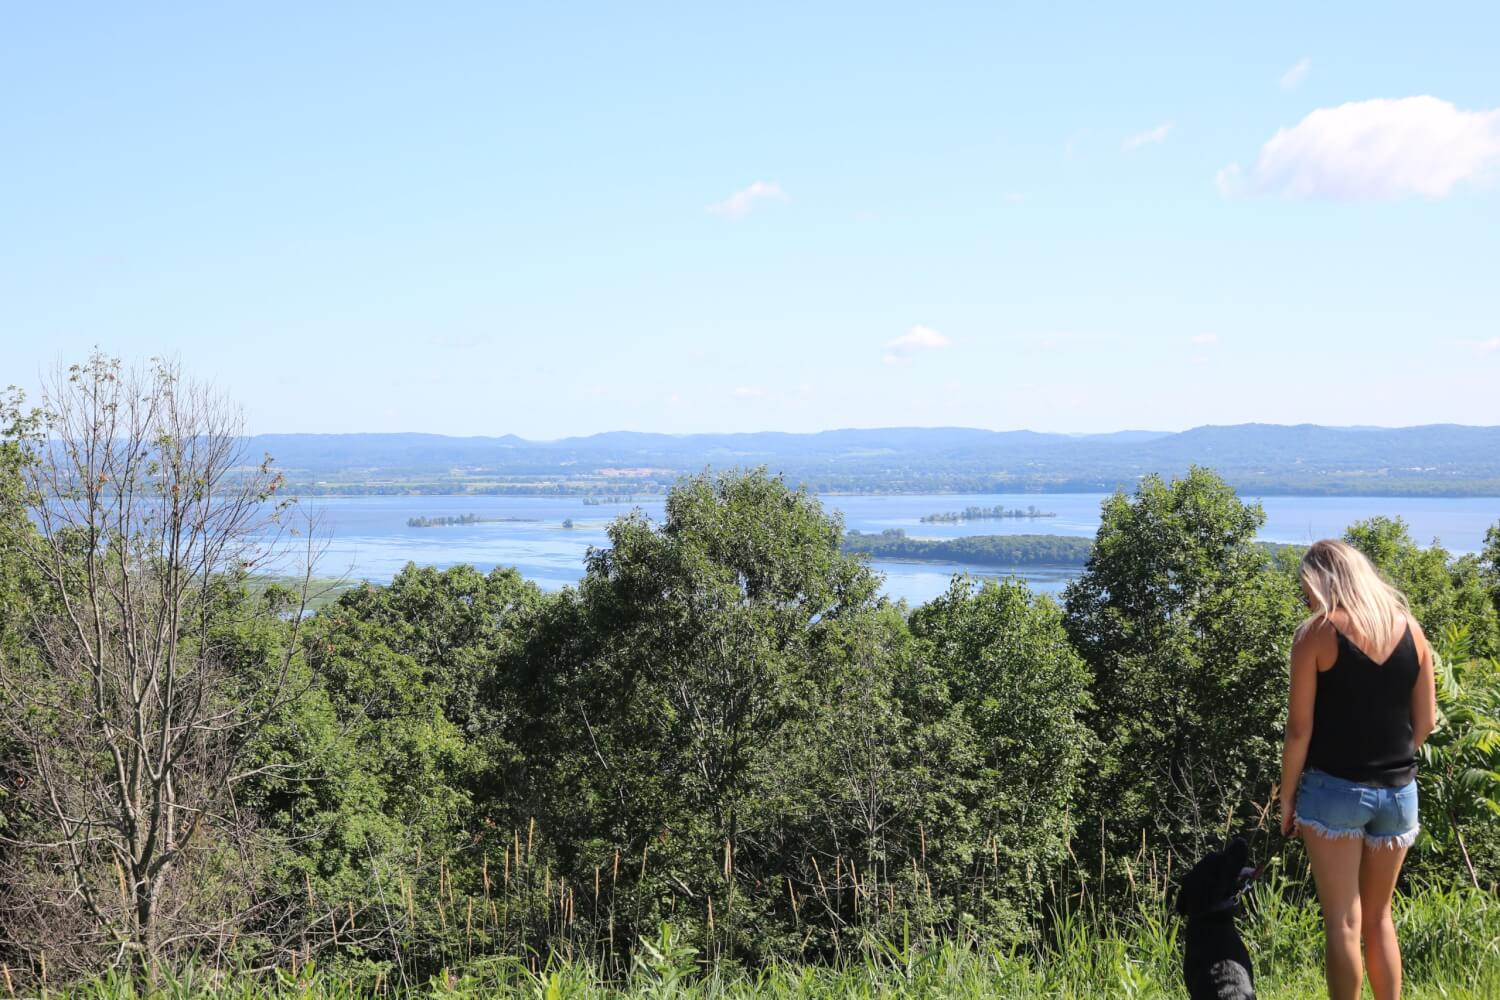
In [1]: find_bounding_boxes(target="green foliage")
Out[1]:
[630,923,700,1000]
[908,578,1093,937]
[1412,626,1500,889]
[1345,515,1500,657]
[1481,521,1500,619]
[506,469,899,961]
[0,395,46,971]
[238,564,544,974]
[1063,467,1304,875]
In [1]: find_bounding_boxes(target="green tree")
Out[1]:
[240,563,543,976]
[1345,516,1499,657]
[908,577,1093,938]
[1063,467,1303,880]
[505,469,902,961]
[0,357,311,984]
[1480,522,1500,620]
[0,392,45,973]
[755,598,953,954]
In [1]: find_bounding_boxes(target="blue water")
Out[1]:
[262,493,1500,607]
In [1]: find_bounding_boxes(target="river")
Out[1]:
[264,492,1499,606]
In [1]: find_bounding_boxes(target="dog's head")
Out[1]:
[1174,836,1253,919]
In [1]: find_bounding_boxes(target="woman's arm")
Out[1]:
[1411,618,1437,749]
[1280,623,1321,835]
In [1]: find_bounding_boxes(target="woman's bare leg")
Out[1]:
[1360,840,1408,1000]
[1304,830,1365,1000]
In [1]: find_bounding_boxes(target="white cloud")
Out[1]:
[1001,191,1025,203]
[1468,337,1500,355]
[1217,96,1500,200]
[707,181,789,219]
[883,325,951,365]
[732,386,767,399]
[1280,57,1311,92]
[1189,333,1220,347]
[1122,121,1173,152]
[887,325,950,352]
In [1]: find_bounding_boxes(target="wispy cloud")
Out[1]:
[1467,337,1500,355]
[732,386,767,399]
[1188,333,1220,347]
[1217,96,1500,200]
[882,325,951,365]
[1063,129,1087,161]
[1122,121,1173,152]
[707,181,789,219]
[1280,57,1311,92]
[1001,191,1026,203]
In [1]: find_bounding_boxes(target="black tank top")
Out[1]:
[1305,621,1419,787]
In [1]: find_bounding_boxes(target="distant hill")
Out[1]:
[246,424,1500,497]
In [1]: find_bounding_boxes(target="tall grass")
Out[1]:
[49,880,1500,999]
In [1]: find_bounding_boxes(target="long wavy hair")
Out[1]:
[1297,539,1410,653]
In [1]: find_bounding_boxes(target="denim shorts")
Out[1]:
[1295,768,1419,850]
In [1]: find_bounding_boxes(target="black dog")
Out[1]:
[1174,836,1257,1000]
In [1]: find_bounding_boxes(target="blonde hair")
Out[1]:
[1298,539,1410,654]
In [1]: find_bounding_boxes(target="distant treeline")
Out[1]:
[287,475,1500,499]
[253,423,1500,498]
[843,528,1093,566]
[921,504,1056,523]
[304,482,668,498]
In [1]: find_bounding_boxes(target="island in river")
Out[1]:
[920,504,1057,524]
[843,529,1092,566]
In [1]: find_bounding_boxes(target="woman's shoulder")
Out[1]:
[1404,613,1431,659]
[1295,612,1336,639]
[1293,614,1339,658]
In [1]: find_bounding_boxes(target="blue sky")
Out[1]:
[3,3,1498,437]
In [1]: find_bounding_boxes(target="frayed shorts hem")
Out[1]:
[1296,813,1418,850]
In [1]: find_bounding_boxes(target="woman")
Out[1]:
[1280,539,1437,1000]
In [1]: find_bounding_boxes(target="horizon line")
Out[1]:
[240,421,1500,442]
